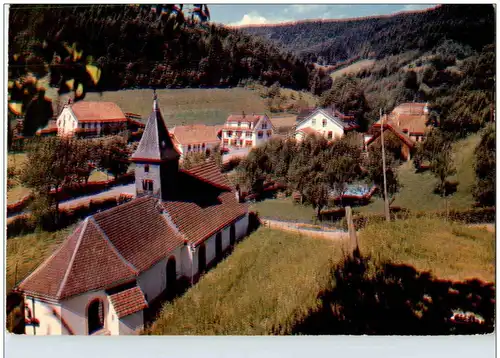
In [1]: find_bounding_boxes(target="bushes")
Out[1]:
[7,194,133,238]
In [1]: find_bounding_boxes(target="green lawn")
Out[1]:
[6,226,74,293]
[250,198,317,223]
[357,132,481,214]
[146,227,344,335]
[359,218,495,283]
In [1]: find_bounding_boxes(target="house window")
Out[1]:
[142,179,153,192]
[202,143,205,149]
[223,139,229,145]
[188,144,192,151]
[323,119,327,127]
[262,122,268,130]
[246,131,252,138]
[258,131,263,139]
[144,164,150,173]
[245,140,253,147]
[227,131,233,138]
[236,131,242,138]
[266,130,272,137]
[237,121,241,127]
[328,131,333,139]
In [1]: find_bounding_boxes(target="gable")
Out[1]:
[56,107,78,128]
[296,109,344,132]
[254,115,273,130]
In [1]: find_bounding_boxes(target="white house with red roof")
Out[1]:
[294,107,359,141]
[221,112,274,149]
[16,92,249,336]
[170,124,222,158]
[55,100,129,137]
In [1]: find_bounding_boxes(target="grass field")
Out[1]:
[359,218,495,283]
[330,59,376,80]
[6,226,74,293]
[147,215,494,335]
[357,132,480,214]
[146,227,344,335]
[250,198,317,223]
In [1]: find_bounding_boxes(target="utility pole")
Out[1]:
[380,108,390,222]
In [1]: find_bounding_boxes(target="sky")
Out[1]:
[209,4,437,26]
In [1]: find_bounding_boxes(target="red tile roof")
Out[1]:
[70,102,127,123]
[226,114,263,126]
[170,124,221,146]
[109,285,148,318]
[163,160,248,246]
[296,127,318,136]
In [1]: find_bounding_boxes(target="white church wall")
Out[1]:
[24,296,63,335]
[221,225,230,251]
[119,311,144,335]
[56,108,78,137]
[137,246,182,303]
[205,233,216,265]
[134,163,162,198]
[180,245,192,278]
[235,214,249,240]
[61,290,111,335]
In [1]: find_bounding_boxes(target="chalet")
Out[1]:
[16,92,249,336]
[221,112,274,149]
[53,100,146,137]
[293,107,359,141]
[170,124,222,158]
[364,102,433,161]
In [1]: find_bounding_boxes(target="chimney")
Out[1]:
[242,110,245,118]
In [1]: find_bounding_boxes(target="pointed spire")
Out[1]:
[131,91,180,162]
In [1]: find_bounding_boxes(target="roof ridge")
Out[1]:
[56,218,89,299]
[157,200,189,243]
[89,216,139,275]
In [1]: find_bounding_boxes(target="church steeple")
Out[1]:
[131,91,180,200]
[131,90,179,163]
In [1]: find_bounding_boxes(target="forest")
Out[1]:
[242,4,495,66]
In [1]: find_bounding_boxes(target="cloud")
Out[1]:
[402,4,435,11]
[290,4,326,14]
[230,12,291,26]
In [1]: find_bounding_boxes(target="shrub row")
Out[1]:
[7,194,134,238]
[7,172,135,216]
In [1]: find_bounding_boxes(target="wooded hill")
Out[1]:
[8,5,331,95]
[241,5,495,66]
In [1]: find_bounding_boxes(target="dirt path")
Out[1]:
[261,219,348,240]
[468,223,495,233]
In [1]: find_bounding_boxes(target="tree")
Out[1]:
[97,136,130,179]
[473,125,495,206]
[364,145,401,206]
[430,147,456,218]
[20,137,80,224]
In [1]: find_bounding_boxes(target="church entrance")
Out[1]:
[215,232,222,259]
[87,299,104,334]
[198,243,206,273]
[166,257,176,297]
[230,224,236,246]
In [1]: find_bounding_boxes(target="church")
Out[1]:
[16,93,250,335]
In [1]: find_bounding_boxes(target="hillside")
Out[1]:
[8,5,331,102]
[241,5,495,66]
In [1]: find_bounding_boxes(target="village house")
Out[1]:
[16,92,249,336]
[50,100,144,137]
[293,107,359,141]
[364,102,432,161]
[169,124,222,158]
[220,112,274,149]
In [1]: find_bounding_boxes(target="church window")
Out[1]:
[142,179,153,192]
[144,164,149,173]
[87,299,104,334]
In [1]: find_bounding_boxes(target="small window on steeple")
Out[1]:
[144,164,150,173]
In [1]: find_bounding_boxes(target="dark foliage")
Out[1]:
[473,126,495,206]
[9,4,329,93]
[242,5,494,66]
[293,256,495,335]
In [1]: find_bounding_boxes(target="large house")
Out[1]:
[221,112,274,149]
[170,124,222,158]
[293,107,359,141]
[364,102,432,161]
[16,93,249,336]
[54,100,131,137]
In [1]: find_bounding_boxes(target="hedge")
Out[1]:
[7,194,134,238]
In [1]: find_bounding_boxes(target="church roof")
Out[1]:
[131,94,180,162]
[16,161,248,301]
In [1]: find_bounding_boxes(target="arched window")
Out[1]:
[144,164,150,173]
[230,224,236,246]
[87,299,104,334]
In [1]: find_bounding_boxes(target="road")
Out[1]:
[222,147,250,163]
